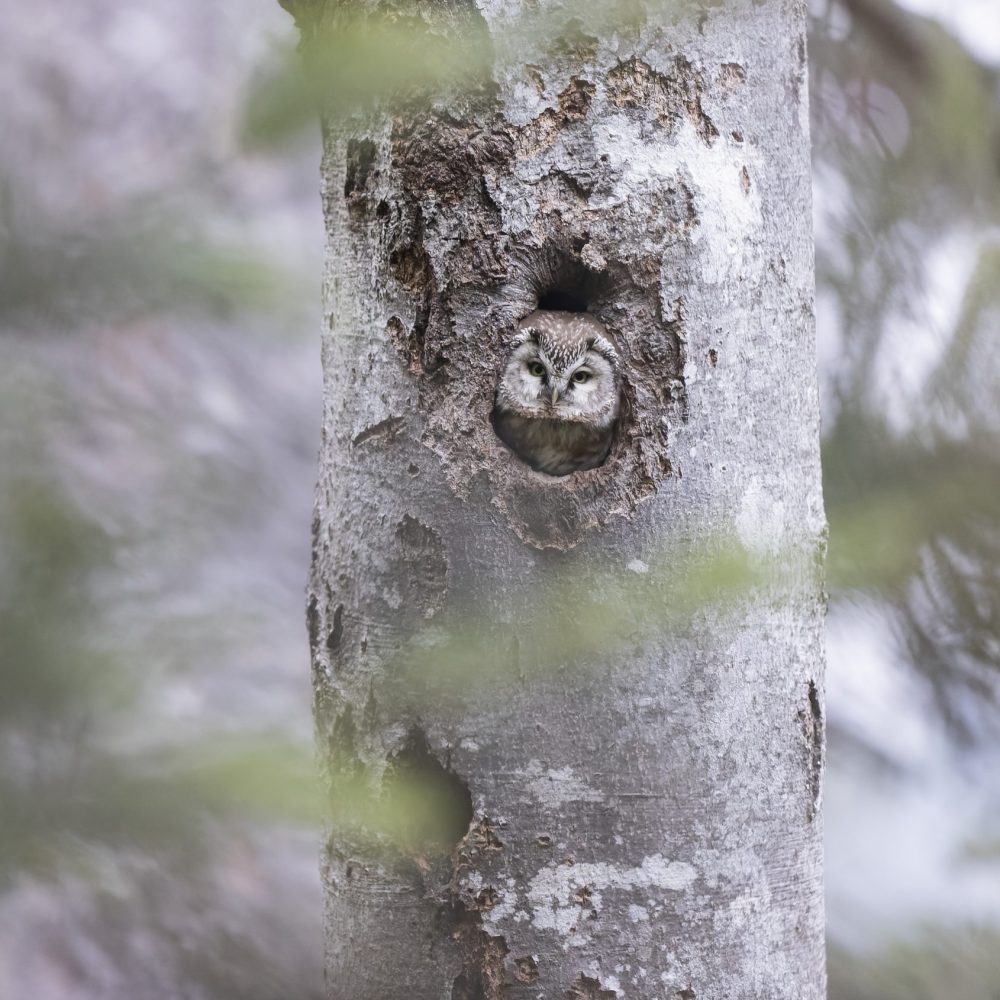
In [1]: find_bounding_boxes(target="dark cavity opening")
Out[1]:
[537,288,588,312]
[526,240,613,316]
[383,727,473,851]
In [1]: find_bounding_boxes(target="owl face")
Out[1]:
[496,311,621,427]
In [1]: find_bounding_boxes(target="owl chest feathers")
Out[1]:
[493,410,615,477]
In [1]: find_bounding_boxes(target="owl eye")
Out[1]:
[527,361,547,378]
[571,369,592,384]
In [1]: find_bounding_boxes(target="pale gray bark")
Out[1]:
[295,0,825,996]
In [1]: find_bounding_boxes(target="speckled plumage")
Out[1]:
[493,310,622,476]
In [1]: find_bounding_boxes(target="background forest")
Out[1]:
[1,0,998,996]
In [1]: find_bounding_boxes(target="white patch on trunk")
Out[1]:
[527,855,697,939]
[589,113,763,290]
[523,760,606,807]
[736,478,786,556]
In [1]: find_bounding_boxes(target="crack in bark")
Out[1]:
[351,415,406,448]
[565,973,618,999]
[799,680,824,821]
[449,924,509,1000]
[464,816,505,854]
[344,137,378,210]
[447,815,512,1000]
[326,602,344,654]
[718,62,747,88]
[513,956,539,983]
[391,514,448,619]
[306,593,320,657]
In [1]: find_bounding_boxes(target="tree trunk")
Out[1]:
[292,0,825,996]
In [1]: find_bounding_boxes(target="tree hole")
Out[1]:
[382,727,473,851]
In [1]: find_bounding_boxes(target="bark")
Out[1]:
[295,0,825,996]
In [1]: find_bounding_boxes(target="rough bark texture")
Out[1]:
[299,0,825,996]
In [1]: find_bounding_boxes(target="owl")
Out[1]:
[492,310,622,476]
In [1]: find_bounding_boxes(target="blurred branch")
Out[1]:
[825,426,1000,593]
[834,0,932,84]
[0,455,321,884]
[0,184,303,332]
[927,241,1000,410]
[254,0,696,146]
[829,927,1000,1000]
[824,417,1000,734]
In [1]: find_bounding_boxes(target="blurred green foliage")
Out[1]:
[251,0,694,143]
[0,455,320,885]
[829,928,1000,1000]
[0,184,303,333]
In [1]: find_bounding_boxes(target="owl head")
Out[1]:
[496,310,621,426]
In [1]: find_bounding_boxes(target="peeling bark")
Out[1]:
[295,0,825,996]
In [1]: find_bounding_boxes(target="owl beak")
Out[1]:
[551,387,560,405]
